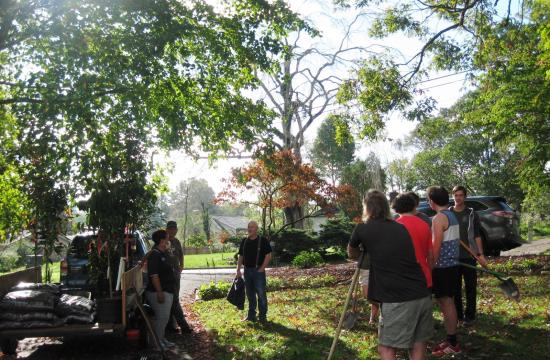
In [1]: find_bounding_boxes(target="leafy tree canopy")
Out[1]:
[310,114,355,185]
[335,0,549,212]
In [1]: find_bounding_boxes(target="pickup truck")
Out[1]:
[60,231,151,292]
[0,265,160,356]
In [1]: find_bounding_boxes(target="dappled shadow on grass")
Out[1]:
[430,312,550,360]
[208,320,360,360]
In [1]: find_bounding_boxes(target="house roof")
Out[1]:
[211,216,250,234]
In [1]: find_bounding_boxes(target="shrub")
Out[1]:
[0,253,18,273]
[322,246,347,262]
[318,215,355,249]
[16,242,33,267]
[293,274,336,288]
[292,251,324,268]
[187,233,208,247]
[197,281,232,300]
[271,228,319,263]
[267,277,284,291]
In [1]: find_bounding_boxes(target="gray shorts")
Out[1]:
[378,295,433,349]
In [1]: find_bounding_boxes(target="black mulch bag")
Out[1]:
[62,312,96,324]
[226,277,245,310]
[0,320,62,330]
[55,294,95,317]
[0,312,58,323]
[0,290,56,312]
[11,282,60,294]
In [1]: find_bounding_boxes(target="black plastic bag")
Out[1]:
[0,312,58,322]
[11,282,60,294]
[0,290,56,312]
[62,312,96,324]
[55,294,95,317]
[226,277,245,310]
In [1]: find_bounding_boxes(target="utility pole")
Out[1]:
[181,184,189,268]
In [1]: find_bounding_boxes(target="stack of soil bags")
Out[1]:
[0,283,61,330]
[0,282,96,330]
[55,294,96,324]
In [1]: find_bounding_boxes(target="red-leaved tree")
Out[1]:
[216,150,360,236]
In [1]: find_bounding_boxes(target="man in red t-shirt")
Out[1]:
[392,193,434,288]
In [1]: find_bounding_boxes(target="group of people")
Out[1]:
[349,185,485,359]
[143,186,484,359]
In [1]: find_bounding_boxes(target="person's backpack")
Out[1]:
[226,277,245,310]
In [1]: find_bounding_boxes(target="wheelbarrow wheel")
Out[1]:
[1,338,19,355]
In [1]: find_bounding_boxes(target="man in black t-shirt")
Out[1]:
[348,190,432,360]
[236,221,272,323]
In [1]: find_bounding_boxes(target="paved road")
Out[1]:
[501,237,550,256]
[176,239,550,296]
[179,268,235,296]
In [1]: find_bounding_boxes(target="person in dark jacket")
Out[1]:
[165,220,192,334]
[146,229,177,351]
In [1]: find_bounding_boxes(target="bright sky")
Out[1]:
[158,0,473,194]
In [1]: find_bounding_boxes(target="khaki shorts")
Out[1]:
[359,269,369,286]
[378,296,433,349]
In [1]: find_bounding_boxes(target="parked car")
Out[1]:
[60,231,151,291]
[417,196,523,256]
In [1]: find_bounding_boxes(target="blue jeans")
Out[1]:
[244,267,267,320]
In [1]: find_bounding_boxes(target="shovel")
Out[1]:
[458,261,520,301]
[459,241,520,301]
[342,278,361,330]
[327,252,364,360]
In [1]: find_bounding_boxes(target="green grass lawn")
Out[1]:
[184,251,236,269]
[521,218,550,241]
[0,261,60,283]
[192,272,550,359]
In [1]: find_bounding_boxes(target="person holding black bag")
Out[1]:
[236,220,272,323]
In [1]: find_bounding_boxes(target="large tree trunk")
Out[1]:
[283,205,305,229]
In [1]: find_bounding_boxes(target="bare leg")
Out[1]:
[378,344,397,360]
[409,341,427,360]
[362,283,379,323]
[370,302,380,323]
[437,296,458,335]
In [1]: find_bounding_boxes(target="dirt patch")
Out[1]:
[267,262,356,283]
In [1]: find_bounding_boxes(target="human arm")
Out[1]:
[236,255,243,278]
[236,238,245,277]
[147,250,165,303]
[347,224,362,260]
[258,253,271,272]
[258,238,272,272]
[150,275,165,303]
[431,213,447,264]
[473,213,488,266]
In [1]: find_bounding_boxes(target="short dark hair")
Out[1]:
[363,189,391,220]
[452,185,467,196]
[427,186,449,206]
[405,191,420,206]
[392,193,417,214]
[152,229,167,245]
[166,220,178,229]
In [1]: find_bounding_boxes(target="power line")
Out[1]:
[418,78,466,91]
[416,70,469,84]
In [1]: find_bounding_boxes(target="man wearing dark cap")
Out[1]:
[165,220,192,333]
